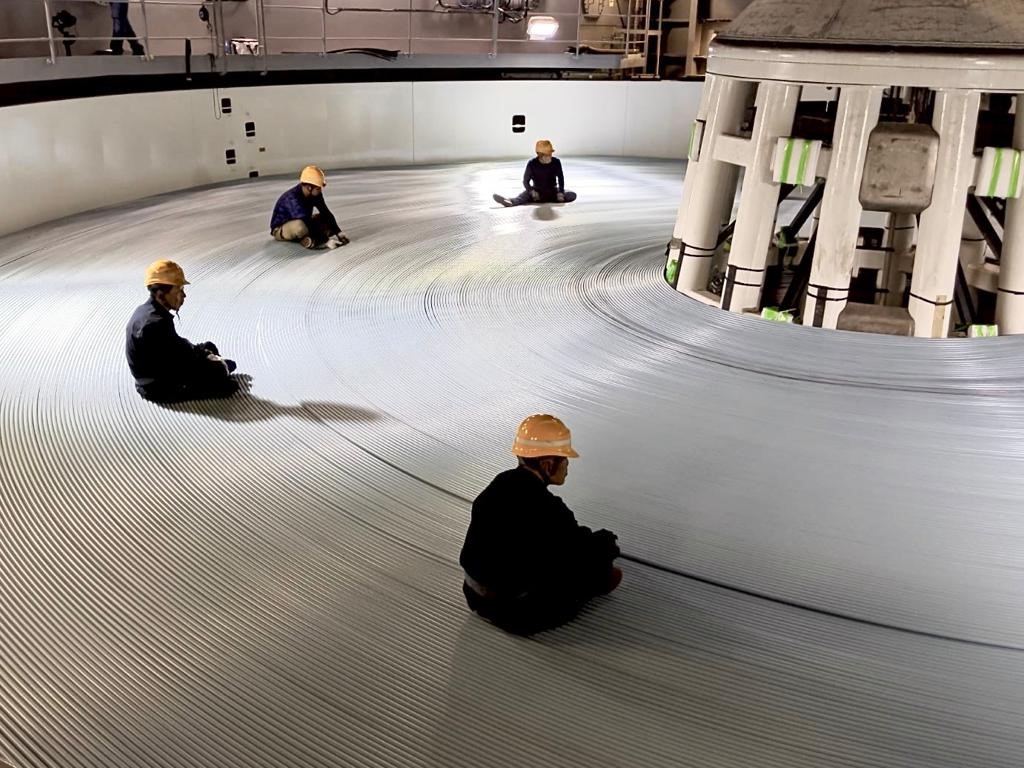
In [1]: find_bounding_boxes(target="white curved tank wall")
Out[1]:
[0,80,700,236]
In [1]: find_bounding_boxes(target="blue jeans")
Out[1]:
[110,2,143,54]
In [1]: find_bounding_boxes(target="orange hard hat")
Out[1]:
[299,165,327,187]
[535,139,555,155]
[144,260,189,287]
[512,414,579,458]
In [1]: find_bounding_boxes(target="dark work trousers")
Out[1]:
[138,358,239,404]
[463,542,616,635]
[110,2,144,55]
[511,189,577,205]
[308,211,342,245]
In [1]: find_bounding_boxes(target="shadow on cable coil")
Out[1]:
[157,389,382,425]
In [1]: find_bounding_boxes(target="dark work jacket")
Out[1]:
[125,298,210,396]
[460,466,593,597]
[523,157,564,195]
[270,184,336,231]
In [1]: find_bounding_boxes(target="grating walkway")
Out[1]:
[1,159,1023,768]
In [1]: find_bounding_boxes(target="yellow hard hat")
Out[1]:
[144,260,189,287]
[535,139,555,156]
[299,165,326,188]
[512,414,579,458]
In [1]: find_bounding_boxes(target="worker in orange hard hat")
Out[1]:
[125,260,242,402]
[270,165,349,250]
[493,140,578,208]
[459,414,622,635]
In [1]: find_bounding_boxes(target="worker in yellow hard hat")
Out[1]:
[125,260,242,402]
[459,414,622,634]
[270,165,349,250]
[493,140,577,208]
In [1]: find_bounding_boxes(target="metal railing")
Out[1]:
[5,0,647,67]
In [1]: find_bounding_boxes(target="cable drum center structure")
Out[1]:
[665,0,1024,338]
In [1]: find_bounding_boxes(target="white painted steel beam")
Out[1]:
[803,86,883,329]
[721,82,801,314]
[672,75,751,296]
[908,90,981,338]
[882,212,917,307]
[997,93,1024,334]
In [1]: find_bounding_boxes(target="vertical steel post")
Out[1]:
[139,0,152,57]
[41,0,58,62]
[321,0,328,55]
[490,0,499,57]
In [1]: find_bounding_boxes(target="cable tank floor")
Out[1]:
[1,159,1022,768]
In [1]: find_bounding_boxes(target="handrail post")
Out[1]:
[574,1,582,59]
[624,0,632,55]
[213,0,227,65]
[138,0,152,58]
[490,0,499,57]
[256,0,268,72]
[40,0,58,62]
[321,0,327,55]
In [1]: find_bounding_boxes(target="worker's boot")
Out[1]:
[602,566,623,595]
[326,232,350,249]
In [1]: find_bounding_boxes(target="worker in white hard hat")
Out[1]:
[459,414,622,634]
[125,260,242,402]
[493,140,578,207]
[270,165,349,250]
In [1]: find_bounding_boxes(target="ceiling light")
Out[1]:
[527,15,559,40]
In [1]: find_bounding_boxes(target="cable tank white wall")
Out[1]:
[0,80,700,236]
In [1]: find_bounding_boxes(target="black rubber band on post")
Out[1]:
[682,241,717,258]
[806,283,850,301]
[722,264,767,311]
[806,284,850,328]
[908,292,954,307]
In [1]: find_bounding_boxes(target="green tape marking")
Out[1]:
[1010,150,1022,198]
[796,140,812,186]
[761,307,794,323]
[665,257,680,285]
[989,148,1003,198]
[780,139,795,184]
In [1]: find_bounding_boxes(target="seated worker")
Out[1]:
[460,414,622,635]
[270,165,349,250]
[493,140,577,207]
[126,260,241,403]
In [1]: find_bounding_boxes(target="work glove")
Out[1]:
[529,189,540,202]
[206,353,231,374]
[556,192,565,203]
[326,232,350,249]
[593,529,620,559]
